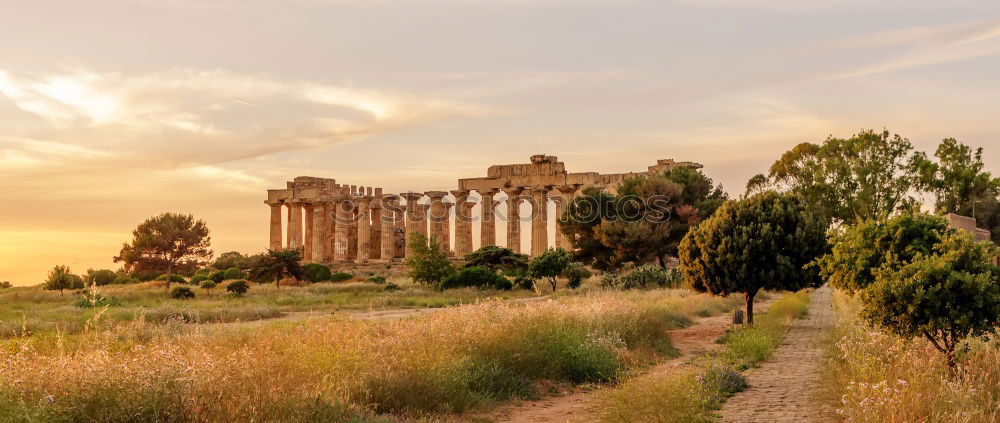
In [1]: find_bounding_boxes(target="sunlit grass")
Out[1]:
[822,290,1000,422]
[0,289,738,422]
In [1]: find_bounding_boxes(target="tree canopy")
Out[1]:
[248,249,304,288]
[914,138,1000,242]
[114,213,212,291]
[44,265,83,295]
[562,167,726,270]
[405,233,454,285]
[749,129,921,225]
[678,191,828,324]
[528,248,573,291]
[817,213,950,294]
[860,231,1000,368]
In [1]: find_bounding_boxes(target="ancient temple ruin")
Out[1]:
[264,155,701,266]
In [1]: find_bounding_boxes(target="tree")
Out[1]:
[247,250,304,288]
[200,280,217,296]
[212,251,250,270]
[563,168,726,270]
[0,281,12,289]
[529,248,573,291]
[561,263,592,289]
[404,233,454,285]
[914,138,1000,242]
[302,263,333,282]
[860,231,1000,368]
[678,192,828,324]
[463,246,529,273]
[114,213,212,292]
[560,187,619,270]
[87,269,116,286]
[817,213,950,293]
[759,129,921,225]
[226,280,250,296]
[44,265,82,295]
[171,286,196,299]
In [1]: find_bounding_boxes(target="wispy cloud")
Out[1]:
[0,68,493,171]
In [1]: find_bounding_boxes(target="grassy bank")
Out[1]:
[0,289,737,422]
[598,290,812,423]
[0,280,539,339]
[822,290,1000,422]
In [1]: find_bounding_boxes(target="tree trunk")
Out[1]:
[549,277,557,292]
[657,255,667,269]
[165,264,173,292]
[745,290,757,325]
[276,274,281,289]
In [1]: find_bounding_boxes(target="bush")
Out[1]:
[0,281,11,289]
[437,266,513,291]
[156,274,187,284]
[189,274,208,285]
[615,265,676,289]
[73,295,123,308]
[302,263,333,282]
[113,275,138,285]
[330,272,354,283]
[194,267,216,277]
[87,269,116,286]
[170,287,196,299]
[223,267,247,281]
[368,275,387,284]
[561,263,592,289]
[209,270,226,283]
[226,280,250,296]
[212,251,248,271]
[384,283,402,291]
[405,233,455,285]
[463,246,529,273]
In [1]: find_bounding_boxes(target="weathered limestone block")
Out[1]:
[334,200,352,261]
[311,203,326,262]
[426,191,448,247]
[356,197,372,261]
[451,190,475,256]
[480,189,498,248]
[287,202,304,250]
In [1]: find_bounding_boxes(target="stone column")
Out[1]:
[380,195,398,260]
[480,189,498,248]
[418,204,430,239]
[426,191,448,246]
[333,200,352,261]
[451,190,474,256]
[442,202,453,254]
[311,203,326,262]
[370,198,382,259]
[287,202,304,250]
[303,204,314,261]
[267,202,283,251]
[503,187,524,254]
[393,198,406,258]
[356,196,372,262]
[324,201,336,261]
[530,186,550,257]
[553,185,579,250]
[402,192,424,258]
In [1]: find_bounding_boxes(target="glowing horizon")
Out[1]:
[3,0,1000,285]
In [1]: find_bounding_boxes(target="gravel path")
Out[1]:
[719,285,837,423]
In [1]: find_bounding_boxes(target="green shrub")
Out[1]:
[384,283,401,291]
[561,263,592,289]
[73,295,123,308]
[699,364,749,399]
[209,270,226,283]
[404,233,455,285]
[223,267,247,281]
[170,287,196,299]
[189,274,208,284]
[0,281,11,289]
[87,269,116,286]
[113,275,139,285]
[615,265,677,289]
[437,266,513,291]
[226,280,250,296]
[302,263,333,282]
[194,267,216,277]
[463,246,529,273]
[199,280,217,293]
[329,272,354,283]
[156,274,187,284]
[368,275,387,284]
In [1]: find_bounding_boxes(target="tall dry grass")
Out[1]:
[0,289,736,422]
[598,290,813,423]
[823,290,1000,423]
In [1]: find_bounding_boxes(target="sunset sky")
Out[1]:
[2,0,1000,285]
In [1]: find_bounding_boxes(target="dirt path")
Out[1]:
[484,298,774,423]
[719,285,836,423]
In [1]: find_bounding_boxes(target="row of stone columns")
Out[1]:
[268,186,580,263]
